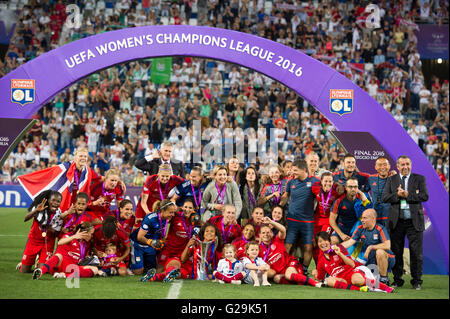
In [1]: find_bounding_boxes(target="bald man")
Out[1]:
[342,209,395,286]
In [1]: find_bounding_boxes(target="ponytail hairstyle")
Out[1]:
[152,199,176,213]
[28,190,62,212]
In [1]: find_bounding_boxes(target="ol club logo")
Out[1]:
[330,89,353,116]
[11,79,35,106]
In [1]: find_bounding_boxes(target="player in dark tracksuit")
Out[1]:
[367,157,392,228]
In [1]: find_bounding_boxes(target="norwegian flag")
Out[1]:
[17,162,93,212]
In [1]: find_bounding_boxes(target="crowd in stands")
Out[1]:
[0,0,448,191]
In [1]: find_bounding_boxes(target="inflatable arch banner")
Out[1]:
[0,26,447,274]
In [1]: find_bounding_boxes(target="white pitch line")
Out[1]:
[166,280,183,299]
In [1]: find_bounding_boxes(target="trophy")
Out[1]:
[195,238,216,281]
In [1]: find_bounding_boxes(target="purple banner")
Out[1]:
[110,186,141,211]
[0,26,447,273]
[416,24,449,59]
[331,131,396,174]
[0,118,35,168]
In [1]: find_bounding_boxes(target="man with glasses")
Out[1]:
[329,177,373,245]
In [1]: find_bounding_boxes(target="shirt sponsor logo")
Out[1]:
[11,79,35,106]
[330,89,353,116]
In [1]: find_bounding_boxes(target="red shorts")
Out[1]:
[335,268,365,284]
[279,257,303,276]
[157,247,181,266]
[165,257,193,279]
[314,218,332,237]
[21,238,55,266]
[55,255,95,277]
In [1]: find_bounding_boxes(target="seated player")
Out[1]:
[258,223,320,287]
[312,231,393,293]
[342,209,395,286]
[32,222,105,279]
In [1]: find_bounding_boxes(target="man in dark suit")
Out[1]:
[134,141,186,178]
[382,155,429,290]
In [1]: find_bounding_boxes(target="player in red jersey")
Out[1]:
[88,169,125,223]
[157,198,197,269]
[141,222,224,283]
[135,164,184,226]
[232,223,256,260]
[182,222,223,281]
[311,172,342,264]
[312,231,393,293]
[32,222,105,279]
[20,190,63,273]
[246,206,265,239]
[104,199,136,237]
[208,204,242,245]
[258,222,320,287]
[60,193,94,235]
[91,216,131,276]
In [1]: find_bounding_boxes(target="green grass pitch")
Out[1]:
[0,208,448,299]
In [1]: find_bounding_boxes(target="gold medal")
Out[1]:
[42,232,47,238]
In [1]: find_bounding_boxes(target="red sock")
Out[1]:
[41,255,59,275]
[215,272,232,283]
[231,273,244,281]
[153,273,166,281]
[334,280,361,291]
[290,273,318,286]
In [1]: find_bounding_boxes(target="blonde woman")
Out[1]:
[201,165,242,222]
[87,169,125,223]
[135,164,184,226]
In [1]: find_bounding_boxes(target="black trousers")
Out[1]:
[389,219,423,285]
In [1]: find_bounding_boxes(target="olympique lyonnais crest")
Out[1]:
[330,89,353,116]
[11,79,35,106]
